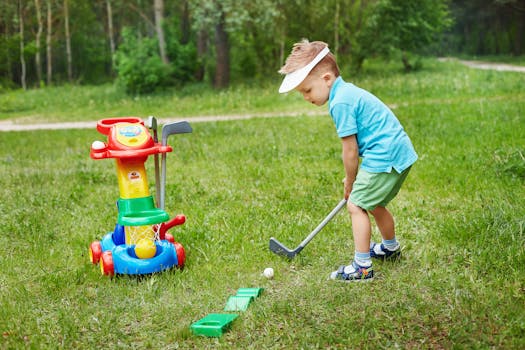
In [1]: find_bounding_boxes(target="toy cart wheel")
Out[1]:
[174,242,186,268]
[100,251,115,276]
[165,233,175,244]
[89,241,102,264]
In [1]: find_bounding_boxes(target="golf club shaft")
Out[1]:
[159,121,193,210]
[146,116,161,207]
[297,198,347,249]
[160,152,167,210]
[269,198,348,258]
[153,130,160,207]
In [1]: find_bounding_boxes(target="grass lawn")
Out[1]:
[0,59,524,348]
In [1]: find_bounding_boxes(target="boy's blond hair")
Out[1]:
[279,39,340,77]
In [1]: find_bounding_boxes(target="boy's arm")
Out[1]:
[341,135,359,200]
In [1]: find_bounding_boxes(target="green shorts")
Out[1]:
[349,167,412,211]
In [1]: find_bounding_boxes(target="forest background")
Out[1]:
[1,0,525,94]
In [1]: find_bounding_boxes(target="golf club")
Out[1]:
[159,121,193,210]
[145,116,161,207]
[269,198,347,258]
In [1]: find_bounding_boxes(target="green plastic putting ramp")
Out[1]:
[236,287,264,298]
[190,313,239,337]
[224,295,254,311]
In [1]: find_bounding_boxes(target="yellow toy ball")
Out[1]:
[135,239,156,259]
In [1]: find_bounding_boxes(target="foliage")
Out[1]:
[165,21,199,84]
[1,0,524,91]
[115,28,173,94]
[66,0,111,84]
[356,0,452,71]
[445,0,525,55]
[189,0,284,86]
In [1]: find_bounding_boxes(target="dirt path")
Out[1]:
[439,57,525,73]
[1,59,523,132]
[460,60,525,72]
[0,111,325,132]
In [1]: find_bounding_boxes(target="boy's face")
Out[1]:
[296,71,335,106]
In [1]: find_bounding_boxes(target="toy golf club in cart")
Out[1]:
[88,116,192,276]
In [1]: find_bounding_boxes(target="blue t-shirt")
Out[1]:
[328,77,417,173]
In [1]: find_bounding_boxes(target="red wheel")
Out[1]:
[100,251,114,276]
[165,233,175,244]
[173,242,185,268]
[89,241,102,264]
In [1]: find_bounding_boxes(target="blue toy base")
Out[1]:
[100,232,180,275]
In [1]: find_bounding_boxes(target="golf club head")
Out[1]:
[145,115,157,130]
[161,121,192,145]
[269,237,299,259]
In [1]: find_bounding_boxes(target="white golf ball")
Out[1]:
[263,267,274,279]
[91,140,106,150]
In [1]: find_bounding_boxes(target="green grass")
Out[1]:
[0,80,310,123]
[0,59,524,348]
[1,57,524,125]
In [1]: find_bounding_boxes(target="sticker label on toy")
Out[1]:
[116,123,149,147]
[128,171,141,181]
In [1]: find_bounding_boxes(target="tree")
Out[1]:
[64,0,72,81]
[114,27,171,94]
[447,0,525,55]
[34,0,43,84]
[46,0,52,85]
[154,0,169,64]
[213,5,228,88]
[105,0,115,71]
[190,0,283,87]
[18,0,27,90]
[357,0,452,71]
[190,0,230,88]
[2,0,524,91]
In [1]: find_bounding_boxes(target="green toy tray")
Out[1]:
[190,313,239,337]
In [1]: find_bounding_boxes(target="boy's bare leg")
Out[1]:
[329,201,374,281]
[347,202,371,252]
[370,206,395,241]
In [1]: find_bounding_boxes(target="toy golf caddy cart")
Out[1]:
[88,116,192,276]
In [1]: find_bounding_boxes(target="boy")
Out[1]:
[278,40,417,281]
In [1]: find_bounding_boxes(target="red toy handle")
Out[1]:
[157,214,186,240]
[97,117,144,135]
[90,145,172,160]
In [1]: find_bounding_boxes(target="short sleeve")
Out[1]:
[330,103,358,138]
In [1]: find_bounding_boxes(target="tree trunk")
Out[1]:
[64,0,72,81]
[5,23,13,81]
[515,10,524,55]
[106,0,116,71]
[46,0,52,85]
[401,51,412,72]
[279,37,285,67]
[19,0,27,90]
[154,0,169,64]
[214,12,229,88]
[35,0,43,84]
[126,2,155,32]
[195,29,207,81]
[180,0,190,45]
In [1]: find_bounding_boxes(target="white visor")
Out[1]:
[279,47,330,93]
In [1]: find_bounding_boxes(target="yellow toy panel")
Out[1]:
[115,159,150,199]
[115,123,150,148]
